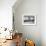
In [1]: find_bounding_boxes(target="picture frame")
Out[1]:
[22,14,36,25]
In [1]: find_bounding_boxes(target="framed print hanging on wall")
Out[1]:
[22,14,36,25]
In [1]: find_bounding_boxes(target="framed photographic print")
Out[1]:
[22,14,36,25]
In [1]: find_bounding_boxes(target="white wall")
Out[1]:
[13,0,46,46]
[13,0,41,46]
[41,0,46,46]
[0,0,16,30]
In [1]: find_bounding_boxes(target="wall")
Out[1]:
[13,0,41,46]
[41,0,46,46]
[0,0,16,30]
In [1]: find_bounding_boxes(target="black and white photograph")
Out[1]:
[22,15,36,25]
